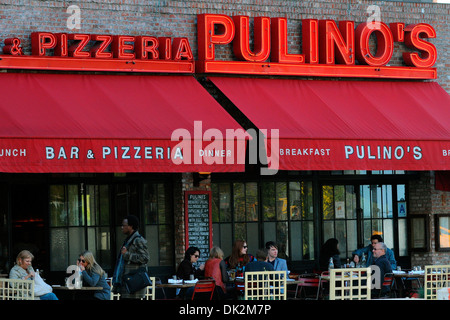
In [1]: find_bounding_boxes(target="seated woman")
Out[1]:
[204,246,231,299]
[77,250,111,300]
[176,246,205,280]
[225,240,255,277]
[9,250,58,300]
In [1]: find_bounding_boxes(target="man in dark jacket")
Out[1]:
[372,242,393,297]
[113,215,150,299]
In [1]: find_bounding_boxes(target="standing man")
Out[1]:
[265,241,288,275]
[372,242,393,297]
[112,215,149,299]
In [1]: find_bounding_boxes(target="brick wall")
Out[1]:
[0,0,448,91]
[410,171,450,266]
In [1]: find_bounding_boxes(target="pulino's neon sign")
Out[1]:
[0,13,438,79]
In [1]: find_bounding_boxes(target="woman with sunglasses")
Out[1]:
[225,240,255,277]
[176,246,205,281]
[77,250,111,300]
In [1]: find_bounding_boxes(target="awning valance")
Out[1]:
[210,77,450,171]
[0,73,247,173]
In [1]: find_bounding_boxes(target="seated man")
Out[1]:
[244,249,274,272]
[371,242,393,297]
[352,235,397,269]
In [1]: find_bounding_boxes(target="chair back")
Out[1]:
[142,277,156,300]
[191,279,216,300]
[329,267,371,300]
[424,265,450,300]
[110,277,156,300]
[244,271,286,300]
[0,278,35,300]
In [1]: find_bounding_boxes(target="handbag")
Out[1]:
[123,267,152,294]
[34,272,53,297]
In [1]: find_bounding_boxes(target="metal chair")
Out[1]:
[191,279,216,300]
[295,274,324,300]
[378,272,396,298]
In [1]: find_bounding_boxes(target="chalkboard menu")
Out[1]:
[184,191,212,264]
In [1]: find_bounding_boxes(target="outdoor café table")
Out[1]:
[52,285,103,300]
[393,270,424,297]
[156,280,197,289]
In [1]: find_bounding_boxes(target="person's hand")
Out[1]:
[199,263,205,270]
[121,246,128,255]
[26,271,35,280]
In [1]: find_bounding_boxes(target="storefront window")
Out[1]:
[322,185,357,259]
[143,183,173,267]
[211,180,315,262]
[49,184,110,271]
[436,215,450,251]
[322,183,407,261]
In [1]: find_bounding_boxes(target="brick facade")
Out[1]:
[0,1,448,91]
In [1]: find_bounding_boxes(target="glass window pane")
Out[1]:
[346,185,356,219]
[398,219,408,256]
[233,183,245,222]
[438,216,450,249]
[144,183,157,224]
[276,182,287,220]
[360,185,371,218]
[411,217,426,249]
[322,186,334,220]
[277,221,288,259]
[146,225,159,267]
[262,182,275,221]
[50,228,68,271]
[219,223,233,257]
[304,181,314,220]
[68,185,82,226]
[219,184,231,222]
[383,219,394,248]
[382,185,393,218]
[290,221,302,260]
[246,182,258,221]
[158,184,169,224]
[263,222,276,245]
[335,220,346,258]
[50,185,66,227]
[212,184,219,223]
[346,220,357,258]
[159,224,173,266]
[289,182,301,220]
[303,221,315,260]
[371,220,383,238]
[68,227,85,264]
[99,185,109,226]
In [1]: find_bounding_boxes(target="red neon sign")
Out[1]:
[197,14,437,79]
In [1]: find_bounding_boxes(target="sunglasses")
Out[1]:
[194,255,199,258]
[243,246,248,249]
[77,258,86,263]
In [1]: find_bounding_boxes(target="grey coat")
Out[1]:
[120,231,150,299]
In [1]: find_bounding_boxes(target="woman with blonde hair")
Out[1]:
[204,246,231,299]
[77,250,111,300]
[9,250,58,300]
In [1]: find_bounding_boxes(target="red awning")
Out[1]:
[0,73,247,173]
[210,77,450,171]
